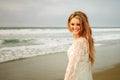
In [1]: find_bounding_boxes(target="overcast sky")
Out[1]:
[0,0,120,27]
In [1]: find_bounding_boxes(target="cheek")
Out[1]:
[79,26,82,31]
[71,26,74,30]
[68,25,73,31]
[77,25,82,31]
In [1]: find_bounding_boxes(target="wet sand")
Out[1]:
[0,52,68,80]
[93,64,120,80]
[0,43,120,80]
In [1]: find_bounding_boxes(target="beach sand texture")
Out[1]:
[0,43,120,80]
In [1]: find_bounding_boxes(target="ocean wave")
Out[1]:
[92,28,120,32]
[0,43,103,63]
[0,44,67,63]
[0,29,69,35]
[0,28,120,63]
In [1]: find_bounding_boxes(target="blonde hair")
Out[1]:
[68,11,95,64]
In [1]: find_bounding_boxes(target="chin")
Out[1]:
[73,32,80,35]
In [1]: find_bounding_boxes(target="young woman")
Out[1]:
[64,11,95,80]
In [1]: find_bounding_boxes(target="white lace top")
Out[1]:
[64,37,93,80]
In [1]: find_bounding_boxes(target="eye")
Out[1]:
[77,23,80,26]
[71,23,74,26]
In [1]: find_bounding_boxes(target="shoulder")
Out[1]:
[77,37,89,51]
[77,37,88,44]
[73,37,88,48]
[76,37,89,48]
[73,37,89,52]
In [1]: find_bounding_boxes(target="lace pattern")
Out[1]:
[64,37,92,80]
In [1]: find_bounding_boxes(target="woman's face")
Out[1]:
[69,17,82,36]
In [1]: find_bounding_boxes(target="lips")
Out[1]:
[73,29,79,32]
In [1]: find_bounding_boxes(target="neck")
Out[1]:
[73,34,80,40]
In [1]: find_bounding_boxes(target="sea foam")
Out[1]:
[0,28,120,63]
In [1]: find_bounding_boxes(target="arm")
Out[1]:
[64,38,88,80]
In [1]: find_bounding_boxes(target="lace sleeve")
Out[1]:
[64,38,88,80]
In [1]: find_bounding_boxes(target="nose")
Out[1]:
[73,25,78,29]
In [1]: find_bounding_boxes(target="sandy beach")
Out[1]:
[0,43,120,80]
[93,64,120,80]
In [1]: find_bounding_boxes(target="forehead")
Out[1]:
[70,17,82,23]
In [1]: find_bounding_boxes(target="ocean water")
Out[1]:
[0,27,120,63]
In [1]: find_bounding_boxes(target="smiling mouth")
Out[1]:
[73,29,79,32]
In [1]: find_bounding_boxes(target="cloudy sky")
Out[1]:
[0,0,120,27]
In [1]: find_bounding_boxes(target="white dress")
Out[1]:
[64,37,93,80]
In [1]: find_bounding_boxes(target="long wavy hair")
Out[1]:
[67,11,95,64]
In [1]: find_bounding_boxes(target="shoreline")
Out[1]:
[0,54,120,80]
[0,39,120,64]
[0,43,120,80]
